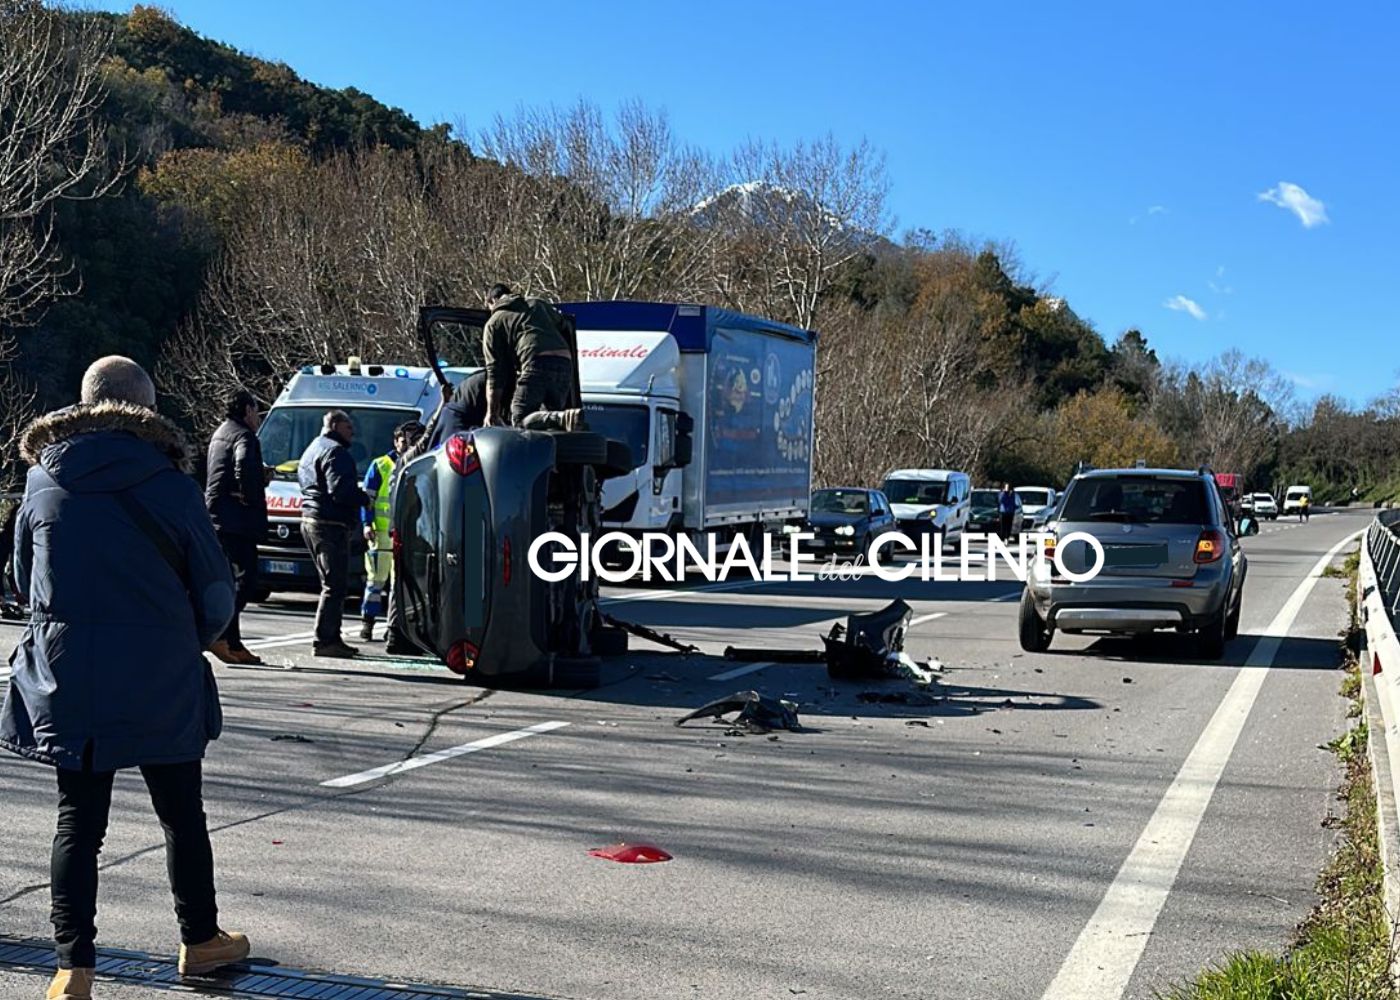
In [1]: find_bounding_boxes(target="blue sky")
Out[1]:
[94,1,1399,406]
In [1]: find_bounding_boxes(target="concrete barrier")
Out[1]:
[1359,510,1400,979]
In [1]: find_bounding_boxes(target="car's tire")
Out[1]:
[552,431,608,467]
[1018,589,1053,652]
[550,655,602,689]
[591,625,629,657]
[597,438,634,481]
[1197,612,1228,660]
[1224,596,1241,640]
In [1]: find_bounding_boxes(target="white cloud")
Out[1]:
[1147,205,1168,215]
[1258,182,1329,228]
[1163,295,1207,321]
[1284,371,1336,391]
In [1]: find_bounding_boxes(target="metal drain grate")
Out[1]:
[0,936,551,999]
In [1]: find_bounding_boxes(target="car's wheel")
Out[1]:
[1018,589,1053,652]
[591,625,629,657]
[1197,612,1228,660]
[552,431,608,466]
[1224,596,1241,640]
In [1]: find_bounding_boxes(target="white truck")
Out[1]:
[564,301,818,548]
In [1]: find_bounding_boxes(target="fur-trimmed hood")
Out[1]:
[19,402,193,493]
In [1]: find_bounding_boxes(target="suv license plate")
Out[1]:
[263,559,300,576]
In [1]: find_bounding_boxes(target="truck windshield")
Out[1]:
[259,405,419,478]
[882,479,949,505]
[583,403,648,466]
[812,490,868,514]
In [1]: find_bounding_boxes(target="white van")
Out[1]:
[1282,484,1313,515]
[880,469,972,548]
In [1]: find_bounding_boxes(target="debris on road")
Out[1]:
[270,733,313,743]
[676,690,802,733]
[588,842,673,864]
[601,614,700,655]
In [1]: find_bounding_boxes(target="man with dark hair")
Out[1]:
[298,409,369,658]
[2,356,249,999]
[359,419,424,640]
[482,283,584,431]
[205,388,271,665]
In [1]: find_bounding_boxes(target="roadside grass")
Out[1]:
[1160,545,1395,1000]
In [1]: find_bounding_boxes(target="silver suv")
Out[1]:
[1020,468,1247,659]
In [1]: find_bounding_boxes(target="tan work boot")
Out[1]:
[178,928,250,976]
[207,640,240,665]
[47,968,93,1000]
[560,408,587,432]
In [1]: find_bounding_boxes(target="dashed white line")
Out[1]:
[321,720,571,788]
[908,612,948,626]
[1039,528,1364,1000]
[707,661,776,682]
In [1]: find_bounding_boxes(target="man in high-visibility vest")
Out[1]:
[359,420,424,640]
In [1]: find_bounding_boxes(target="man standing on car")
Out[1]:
[482,283,584,431]
[359,419,423,641]
[298,409,369,658]
[205,388,270,666]
[998,483,1019,540]
[1,356,249,999]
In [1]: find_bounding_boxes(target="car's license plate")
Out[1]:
[1103,544,1167,567]
[262,559,301,576]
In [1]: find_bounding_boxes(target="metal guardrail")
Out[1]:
[1369,509,1400,628]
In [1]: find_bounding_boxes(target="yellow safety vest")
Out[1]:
[371,453,396,536]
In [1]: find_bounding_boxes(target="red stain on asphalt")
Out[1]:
[588,842,673,864]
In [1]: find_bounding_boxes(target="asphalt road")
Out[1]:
[0,510,1366,1000]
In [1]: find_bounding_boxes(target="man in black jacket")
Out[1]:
[205,388,270,665]
[297,410,369,658]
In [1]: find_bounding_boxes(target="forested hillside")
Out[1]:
[1,2,1396,501]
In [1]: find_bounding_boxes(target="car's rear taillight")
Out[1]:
[1194,529,1226,563]
[502,536,512,588]
[445,433,480,476]
[446,639,480,674]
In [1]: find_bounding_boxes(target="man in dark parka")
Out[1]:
[0,356,251,999]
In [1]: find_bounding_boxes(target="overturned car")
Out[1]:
[391,306,631,688]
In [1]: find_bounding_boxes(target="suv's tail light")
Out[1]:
[445,434,480,476]
[1194,529,1226,563]
[446,639,480,674]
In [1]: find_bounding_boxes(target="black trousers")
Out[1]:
[999,512,1017,538]
[217,533,260,647]
[510,356,574,426]
[301,519,349,647]
[52,758,218,969]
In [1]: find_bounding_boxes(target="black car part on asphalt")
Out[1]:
[675,690,803,733]
[722,598,919,681]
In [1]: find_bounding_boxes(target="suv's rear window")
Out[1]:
[1061,477,1209,525]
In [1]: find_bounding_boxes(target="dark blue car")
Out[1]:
[797,488,896,561]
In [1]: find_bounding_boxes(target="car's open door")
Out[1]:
[417,306,490,385]
[417,304,580,404]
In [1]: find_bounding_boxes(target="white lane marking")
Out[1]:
[602,578,771,605]
[1040,529,1363,1000]
[908,612,948,626]
[0,667,9,681]
[321,721,570,789]
[708,661,775,682]
[991,590,1022,602]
